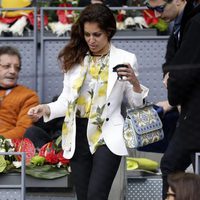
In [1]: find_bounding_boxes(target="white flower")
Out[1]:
[133,16,148,29]
[116,22,126,30]
[13,161,22,168]
[7,147,15,152]
[48,22,72,37]
[0,22,9,35]
[89,79,96,90]
[9,16,28,36]
[124,17,135,28]
[57,162,62,168]
[0,138,4,144]
[0,148,6,152]
[4,139,12,144]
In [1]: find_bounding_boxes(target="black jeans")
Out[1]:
[70,118,122,200]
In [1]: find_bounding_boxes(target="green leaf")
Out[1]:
[55,136,62,147]
[0,135,5,140]
[0,155,7,173]
[25,164,70,179]
[153,19,168,32]
[31,155,45,166]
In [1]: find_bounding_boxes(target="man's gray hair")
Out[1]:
[0,46,21,67]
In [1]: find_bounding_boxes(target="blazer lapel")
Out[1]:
[107,45,120,99]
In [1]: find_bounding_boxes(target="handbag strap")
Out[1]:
[126,101,154,113]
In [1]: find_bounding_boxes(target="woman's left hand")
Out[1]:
[117,63,142,93]
[163,72,169,88]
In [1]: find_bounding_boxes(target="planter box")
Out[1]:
[41,28,158,38]
[0,173,74,200]
[0,173,72,188]
[115,28,157,37]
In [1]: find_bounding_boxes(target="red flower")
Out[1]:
[45,152,59,164]
[143,9,159,25]
[117,12,125,22]
[0,16,20,24]
[27,12,48,30]
[39,142,58,164]
[12,138,35,164]
[56,3,73,24]
[57,151,70,165]
[38,141,70,165]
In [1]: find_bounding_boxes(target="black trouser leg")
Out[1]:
[160,133,193,200]
[24,125,52,148]
[87,145,121,200]
[70,118,91,200]
[70,153,92,200]
[70,118,121,200]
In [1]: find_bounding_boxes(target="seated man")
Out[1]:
[0,46,39,139]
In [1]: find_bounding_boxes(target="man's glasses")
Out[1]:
[0,64,21,72]
[146,2,167,13]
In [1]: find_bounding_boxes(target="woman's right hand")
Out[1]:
[156,100,172,114]
[27,104,50,122]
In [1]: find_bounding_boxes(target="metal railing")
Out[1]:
[0,152,26,200]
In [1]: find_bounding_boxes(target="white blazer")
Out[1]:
[44,44,149,159]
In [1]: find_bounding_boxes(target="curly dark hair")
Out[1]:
[58,4,116,72]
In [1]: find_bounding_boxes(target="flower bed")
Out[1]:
[0,136,70,180]
[0,0,169,37]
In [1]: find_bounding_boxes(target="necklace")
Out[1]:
[90,53,109,57]
[90,52,109,72]
[89,43,111,58]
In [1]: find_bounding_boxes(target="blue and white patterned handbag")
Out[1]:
[123,104,164,149]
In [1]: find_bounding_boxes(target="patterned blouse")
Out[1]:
[76,53,109,152]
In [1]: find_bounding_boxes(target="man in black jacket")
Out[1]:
[146,0,200,199]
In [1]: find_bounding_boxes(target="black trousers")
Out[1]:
[160,131,195,199]
[24,125,52,148]
[70,118,122,200]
